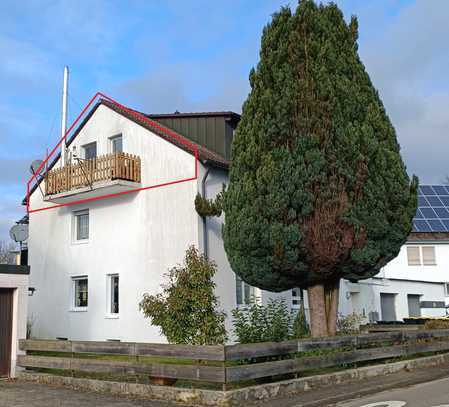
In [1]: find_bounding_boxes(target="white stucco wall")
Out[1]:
[29,104,199,342]
[382,242,449,285]
[0,272,28,377]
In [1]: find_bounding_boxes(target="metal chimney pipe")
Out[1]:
[60,66,69,167]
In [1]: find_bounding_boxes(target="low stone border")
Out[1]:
[18,352,449,406]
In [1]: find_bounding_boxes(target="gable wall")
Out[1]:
[28,105,200,342]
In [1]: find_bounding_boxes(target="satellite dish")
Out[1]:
[9,224,29,243]
[30,159,44,176]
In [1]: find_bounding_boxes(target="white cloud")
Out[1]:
[355,0,449,182]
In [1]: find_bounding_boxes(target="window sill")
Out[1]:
[70,308,88,312]
[105,314,119,319]
[71,239,90,246]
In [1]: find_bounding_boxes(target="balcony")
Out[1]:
[44,152,141,204]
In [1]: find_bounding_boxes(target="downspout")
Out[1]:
[201,161,211,259]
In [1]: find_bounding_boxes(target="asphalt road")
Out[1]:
[337,377,449,407]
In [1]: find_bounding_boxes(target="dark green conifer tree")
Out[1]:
[223,0,417,336]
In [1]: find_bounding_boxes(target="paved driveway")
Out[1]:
[0,380,187,407]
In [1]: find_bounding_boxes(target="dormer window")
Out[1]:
[110,134,123,153]
[83,142,97,160]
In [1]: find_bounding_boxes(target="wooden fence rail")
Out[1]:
[18,328,449,386]
[45,152,141,195]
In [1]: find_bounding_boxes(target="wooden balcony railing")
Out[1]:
[45,152,141,196]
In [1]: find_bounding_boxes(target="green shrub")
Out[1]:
[232,298,294,343]
[336,313,364,335]
[139,246,227,345]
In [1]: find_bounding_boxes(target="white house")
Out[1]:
[25,98,449,343]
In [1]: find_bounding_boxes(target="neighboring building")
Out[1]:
[26,98,448,343]
[322,185,449,323]
[0,264,29,378]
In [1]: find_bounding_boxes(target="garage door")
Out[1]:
[380,293,397,322]
[0,288,13,377]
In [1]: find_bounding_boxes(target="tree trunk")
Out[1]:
[325,280,340,336]
[308,284,328,337]
[308,280,340,337]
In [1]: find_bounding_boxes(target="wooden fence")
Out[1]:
[18,329,449,388]
[45,152,141,195]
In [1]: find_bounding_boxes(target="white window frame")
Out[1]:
[72,209,89,244]
[406,245,437,267]
[106,274,119,319]
[422,246,437,266]
[71,275,88,312]
[236,275,255,306]
[406,246,421,266]
[109,134,123,154]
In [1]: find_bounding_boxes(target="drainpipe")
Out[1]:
[201,161,211,259]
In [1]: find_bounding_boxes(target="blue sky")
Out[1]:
[1,0,448,241]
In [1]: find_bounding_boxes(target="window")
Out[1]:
[83,142,97,160]
[407,246,421,266]
[422,246,436,266]
[74,209,89,241]
[107,274,119,315]
[406,246,437,266]
[292,287,303,309]
[445,283,449,297]
[110,135,123,153]
[236,275,255,305]
[72,276,88,310]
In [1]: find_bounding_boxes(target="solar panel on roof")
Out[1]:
[420,207,437,218]
[414,209,424,219]
[433,186,448,195]
[434,207,449,218]
[420,185,436,195]
[426,196,443,206]
[428,219,445,232]
[414,185,449,233]
[413,219,432,232]
[418,196,430,206]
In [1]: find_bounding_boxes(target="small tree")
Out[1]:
[139,246,227,345]
[223,0,417,337]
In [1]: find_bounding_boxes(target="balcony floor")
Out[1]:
[44,179,141,204]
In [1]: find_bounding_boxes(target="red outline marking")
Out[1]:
[27,92,199,214]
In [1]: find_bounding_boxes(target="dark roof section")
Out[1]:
[148,111,241,120]
[25,100,232,203]
[146,111,240,161]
